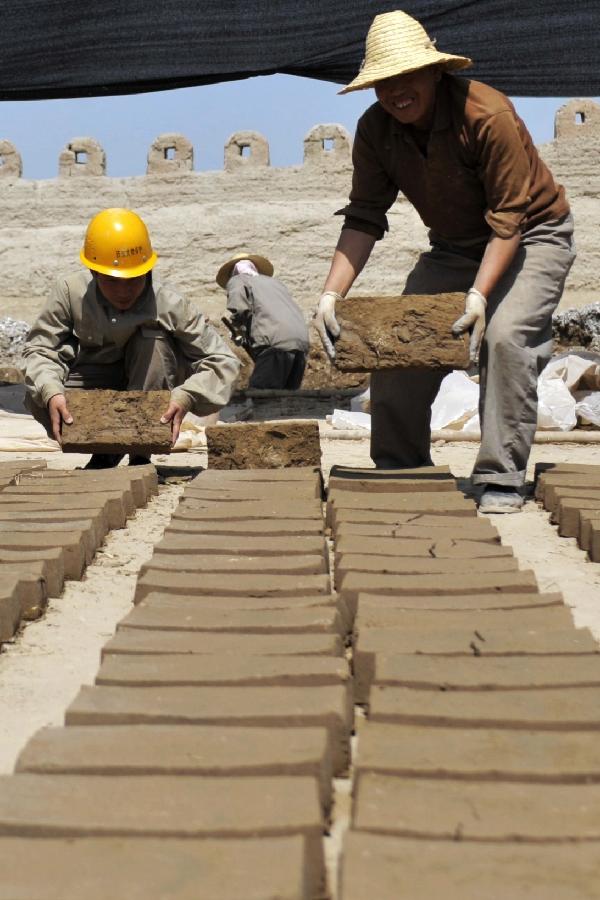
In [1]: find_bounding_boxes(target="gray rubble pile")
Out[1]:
[0,317,29,369]
[553,303,600,352]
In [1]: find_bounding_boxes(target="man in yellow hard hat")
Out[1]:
[23,208,240,467]
[314,10,575,513]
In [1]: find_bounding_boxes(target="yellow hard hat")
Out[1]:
[80,208,158,278]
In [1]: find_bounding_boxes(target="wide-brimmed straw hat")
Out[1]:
[339,10,472,94]
[216,253,274,288]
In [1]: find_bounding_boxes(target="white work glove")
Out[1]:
[451,287,487,364]
[314,290,342,361]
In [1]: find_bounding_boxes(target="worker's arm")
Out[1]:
[315,228,377,359]
[166,299,240,444]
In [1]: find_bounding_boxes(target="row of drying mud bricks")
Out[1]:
[327,465,600,899]
[0,461,156,646]
[536,461,600,561]
[1,465,347,900]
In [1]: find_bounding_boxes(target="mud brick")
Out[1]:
[357,590,561,613]
[2,481,136,515]
[329,491,474,513]
[354,627,597,690]
[543,484,600,515]
[0,490,129,529]
[193,465,322,483]
[332,293,469,372]
[134,570,331,603]
[0,576,22,642]
[535,461,600,481]
[369,684,600,730]
[0,532,86,579]
[354,604,574,637]
[20,469,154,507]
[168,513,325,535]
[329,463,452,480]
[579,511,600,551]
[328,476,456,495]
[351,773,600,841]
[184,483,321,502]
[536,472,600,502]
[339,570,538,617]
[96,653,350,689]
[0,552,65,600]
[0,508,108,545]
[0,836,310,900]
[0,519,99,564]
[355,651,600,703]
[157,532,328,558]
[331,502,476,529]
[17,724,334,815]
[3,569,47,621]
[335,518,499,542]
[355,722,600,783]
[206,420,321,469]
[556,497,600,537]
[590,522,600,562]
[103,629,344,658]
[334,535,510,559]
[336,554,518,583]
[341,832,600,900]
[142,552,327,576]
[0,774,324,897]
[61,389,172,454]
[119,603,345,636]
[66,684,353,774]
[179,498,323,521]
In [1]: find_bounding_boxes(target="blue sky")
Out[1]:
[1,74,592,180]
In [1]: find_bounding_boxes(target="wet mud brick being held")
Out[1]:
[61,389,172,455]
[332,294,470,372]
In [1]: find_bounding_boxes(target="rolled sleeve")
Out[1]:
[478,111,532,238]
[334,116,399,239]
[172,300,240,415]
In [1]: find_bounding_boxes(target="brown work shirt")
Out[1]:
[337,74,569,243]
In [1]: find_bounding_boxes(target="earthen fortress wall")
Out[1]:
[0,100,598,325]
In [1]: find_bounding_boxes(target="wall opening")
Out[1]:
[75,151,88,164]
[240,144,251,158]
[575,111,586,125]
[164,146,176,160]
[322,138,335,151]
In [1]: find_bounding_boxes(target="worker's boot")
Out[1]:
[478,484,523,514]
[83,453,124,470]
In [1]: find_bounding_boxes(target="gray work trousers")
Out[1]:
[370,214,576,485]
[27,327,178,437]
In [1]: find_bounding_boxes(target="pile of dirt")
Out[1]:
[553,303,600,353]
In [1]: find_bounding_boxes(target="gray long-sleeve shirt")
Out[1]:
[226,274,309,353]
[23,270,240,413]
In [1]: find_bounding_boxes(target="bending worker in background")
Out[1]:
[23,208,239,468]
[314,10,575,513]
[218,253,309,390]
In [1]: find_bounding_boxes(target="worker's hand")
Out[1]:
[314,291,342,361]
[47,393,73,444]
[160,401,186,447]
[451,288,488,364]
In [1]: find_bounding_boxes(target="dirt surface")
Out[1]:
[206,420,322,469]
[1,436,600,784]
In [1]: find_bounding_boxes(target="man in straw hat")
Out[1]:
[217,253,309,389]
[314,10,575,513]
[24,208,240,467]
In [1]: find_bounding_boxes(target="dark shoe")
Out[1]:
[82,453,123,470]
[478,485,524,514]
[129,454,152,466]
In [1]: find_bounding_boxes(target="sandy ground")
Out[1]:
[1,436,600,782]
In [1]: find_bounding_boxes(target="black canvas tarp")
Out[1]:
[0,1,597,101]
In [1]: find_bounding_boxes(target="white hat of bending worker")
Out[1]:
[216,252,274,289]
[339,10,472,94]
